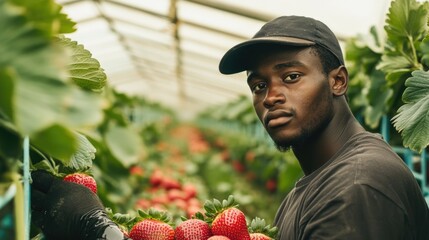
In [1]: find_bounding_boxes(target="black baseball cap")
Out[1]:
[219,15,344,74]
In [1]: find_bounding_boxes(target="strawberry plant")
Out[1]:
[346,0,429,152]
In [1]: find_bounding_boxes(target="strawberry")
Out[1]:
[204,195,250,240]
[175,218,212,240]
[129,209,175,240]
[248,217,278,240]
[63,173,97,193]
[208,236,231,240]
[250,233,272,240]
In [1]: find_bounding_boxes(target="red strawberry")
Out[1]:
[63,173,97,193]
[129,209,175,240]
[250,233,272,240]
[204,195,250,240]
[208,236,231,240]
[248,217,278,240]
[175,218,212,240]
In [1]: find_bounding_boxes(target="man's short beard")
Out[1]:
[272,88,334,152]
[273,119,329,152]
[272,125,313,152]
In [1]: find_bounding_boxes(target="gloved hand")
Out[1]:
[31,170,127,240]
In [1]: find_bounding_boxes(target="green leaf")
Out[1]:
[392,70,429,152]
[67,132,96,170]
[31,124,78,163]
[9,0,76,36]
[385,0,428,41]
[0,119,22,159]
[16,78,104,135]
[377,55,412,76]
[0,1,64,83]
[0,68,15,121]
[56,36,107,91]
[382,0,428,72]
[419,36,429,68]
[1,0,105,137]
[104,125,145,167]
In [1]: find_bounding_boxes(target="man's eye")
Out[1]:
[252,82,267,93]
[284,74,300,82]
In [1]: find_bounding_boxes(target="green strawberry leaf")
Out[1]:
[0,68,15,121]
[31,124,78,163]
[104,125,145,168]
[363,71,394,128]
[392,70,429,152]
[385,0,428,42]
[0,119,21,159]
[9,0,76,36]
[377,55,412,83]
[1,0,105,137]
[420,36,429,68]
[57,36,107,91]
[379,0,428,84]
[67,132,96,170]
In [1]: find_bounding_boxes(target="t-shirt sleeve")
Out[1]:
[300,184,409,240]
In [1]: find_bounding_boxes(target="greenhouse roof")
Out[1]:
[58,0,394,119]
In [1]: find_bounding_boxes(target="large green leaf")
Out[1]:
[392,70,429,152]
[104,125,145,168]
[0,1,63,83]
[0,119,21,159]
[419,36,429,68]
[0,0,106,167]
[363,71,393,128]
[1,0,105,135]
[57,36,107,91]
[16,78,104,135]
[67,132,96,170]
[0,68,15,121]
[385,0,428,41]
[31,124,77,163]
[9,0,76,36]
[379,0,428,91]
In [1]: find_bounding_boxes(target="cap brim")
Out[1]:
[219,36,315,74]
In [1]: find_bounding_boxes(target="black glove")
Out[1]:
[31,171,128,240]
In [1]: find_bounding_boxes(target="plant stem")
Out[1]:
[408,35,423,70]
[12,173,24,240]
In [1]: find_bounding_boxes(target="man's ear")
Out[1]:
[329,66,348,96]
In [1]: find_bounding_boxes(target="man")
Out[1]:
[31,15,429,240]
[218,15,429,239]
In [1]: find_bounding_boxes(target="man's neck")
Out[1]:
[292,103,365,175]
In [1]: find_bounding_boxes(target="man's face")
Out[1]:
[247,46,334,151]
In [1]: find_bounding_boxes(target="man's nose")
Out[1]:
[263,82,286,108]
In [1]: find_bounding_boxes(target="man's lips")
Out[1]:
[264,110,293,128]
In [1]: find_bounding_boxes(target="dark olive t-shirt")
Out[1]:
[274,131,429,240]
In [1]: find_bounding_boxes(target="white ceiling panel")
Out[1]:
[59,0,396,118]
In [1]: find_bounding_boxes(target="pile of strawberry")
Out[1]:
[111,195,278,240]
[61,173,278,239]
